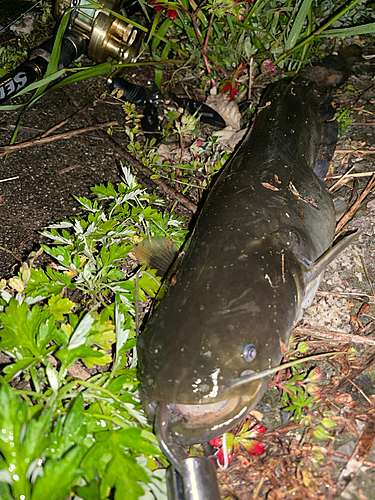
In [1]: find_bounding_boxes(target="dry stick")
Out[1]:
[328,165,355,193]
[360,254,375,296]
[318,448,375,468]
[335,174,375,234]
[39,103,93,138]
[0,175,19,183]
[335,149,375,154]
[96,130,198,213]
[329,171,375,180]
[316,290,375,303]
[0,121,118,157]
[294,326,375,347]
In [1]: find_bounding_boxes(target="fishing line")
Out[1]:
[0,0,43,35]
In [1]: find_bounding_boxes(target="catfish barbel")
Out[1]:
[137,50,359,445]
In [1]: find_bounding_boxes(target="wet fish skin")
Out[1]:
[138,59,355,445]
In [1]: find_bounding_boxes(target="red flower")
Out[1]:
[209,437,222,448]
[248,442,265,455]
[260,59,276,76]
[167,9,177,20]
[252,424,267,434]
[148,0,164,11]
[216,447,233,466]
[220,63,246,100]
[221,81,238,100]
[148,0,178,20]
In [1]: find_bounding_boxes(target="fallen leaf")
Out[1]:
[358,303,371,317]
[262,182,280,191]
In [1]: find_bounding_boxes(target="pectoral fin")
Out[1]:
[305,229,360,283]
[133,236,178,276]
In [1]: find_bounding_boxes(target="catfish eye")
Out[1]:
[243,344,256,363]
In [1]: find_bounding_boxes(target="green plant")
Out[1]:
[0,166,187,499]
[117,99,231,192]
[270,341,338,442]
[149,0,374,92]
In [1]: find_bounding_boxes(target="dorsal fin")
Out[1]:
[304,230,360,283]
[133,236,178,276]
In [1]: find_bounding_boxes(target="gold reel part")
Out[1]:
[53,0,143,63]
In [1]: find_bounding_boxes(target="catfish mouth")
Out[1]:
[165,378,267,445]
[171,397,241,428]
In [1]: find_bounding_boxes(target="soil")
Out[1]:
[1,3,375,500]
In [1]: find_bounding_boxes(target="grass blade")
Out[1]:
[285,0,314,51]
[319,23,375,37]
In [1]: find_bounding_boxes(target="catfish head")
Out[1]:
[137,237,305,445]
[136,230,358,445]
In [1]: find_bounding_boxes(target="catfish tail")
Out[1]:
[301,44,362,179]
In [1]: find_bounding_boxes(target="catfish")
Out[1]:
[136,47,360,445]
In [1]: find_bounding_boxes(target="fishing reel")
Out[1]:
[0,0,144,105]
[0,0,225,130]
[53,0,143,64]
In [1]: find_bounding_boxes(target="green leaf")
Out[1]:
[0,299,49,358]
[77,478,101,500]
[3,357,39,382]
[100,452,148,500]
[116,428,159,456]
[47,295,75,321]
[31,445,85,500]
[68,312,95,350]
[0,482,13,500]
[26,268,72,298]
[318,22,375,37]
[320,418,337,429]
[56,345,104,371]
[285,0,313,51]
[314,425,334,440]
[0,385,53,499]
[47,395,87,460]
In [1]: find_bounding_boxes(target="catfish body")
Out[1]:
[138,62,351,445]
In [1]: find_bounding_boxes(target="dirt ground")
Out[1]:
[1,3,375,500]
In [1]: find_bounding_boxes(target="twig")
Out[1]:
[329,172,375,180]
[248,57,253,101]
[0,175,19,183]
[252,474,265,498]
[68,97,198,213]
[344,377,371,404]
[335,174,375,234]
[317,447,375,468]
[96,130,198,213]
[335,149,375,154]
[316,290,375,303]
[328,166,355,193]
[0,124,43,134]
[0,122,118,157]
[39,103,93,138]
[294,326,375,346]
[360,254,375,296]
